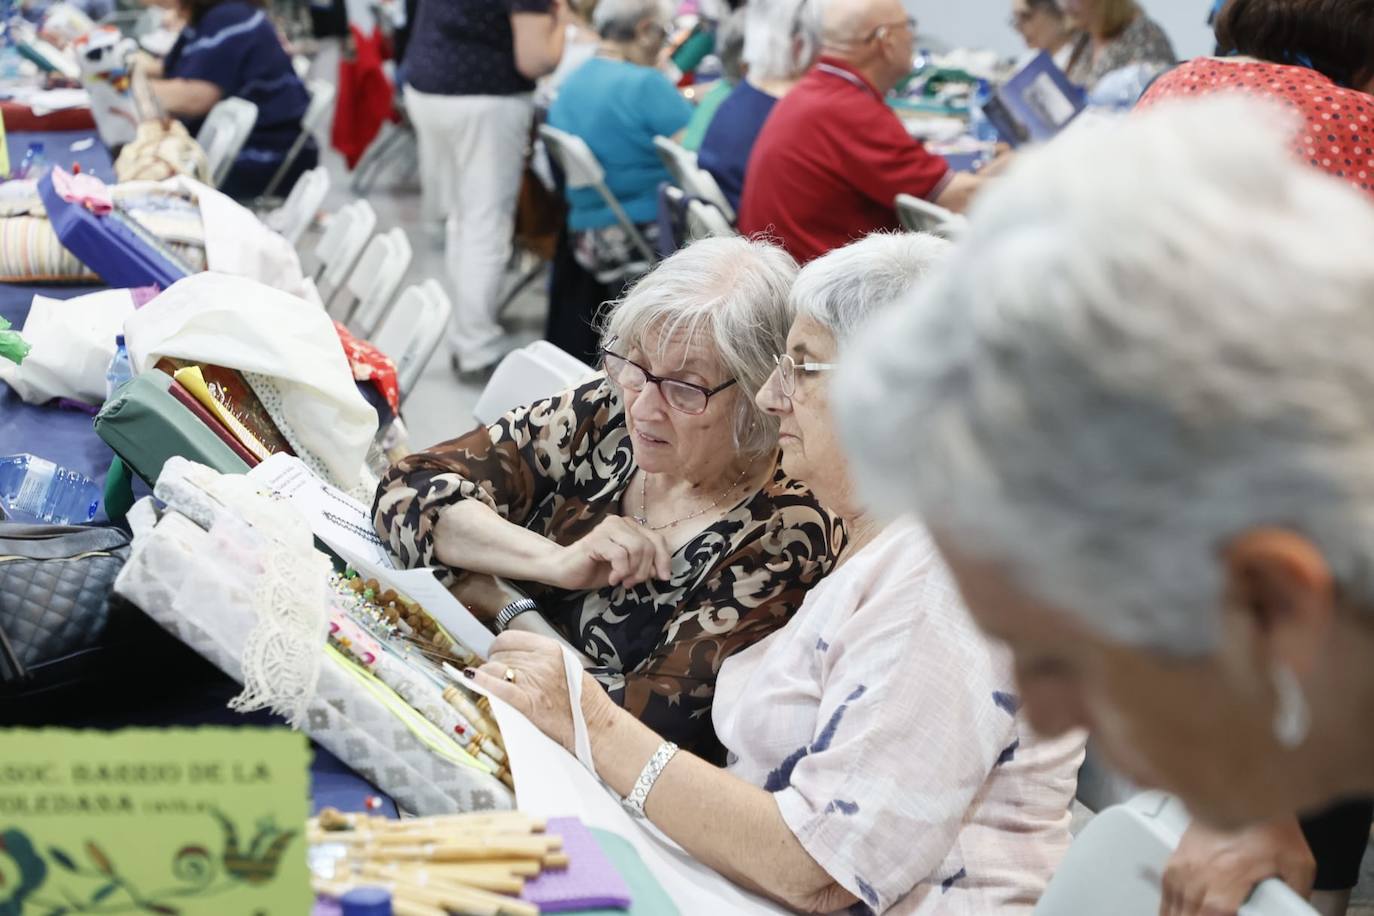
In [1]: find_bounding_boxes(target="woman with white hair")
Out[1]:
[547,0,693,285]
[467,232,1085,914]
[696,0,821,211]
[375,237,841,757]
[833,95,1374,902]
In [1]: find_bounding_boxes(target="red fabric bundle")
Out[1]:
[329,24,396,169]
[334,320,400,415]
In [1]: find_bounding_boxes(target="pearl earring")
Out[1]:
[1272,664,1311,749]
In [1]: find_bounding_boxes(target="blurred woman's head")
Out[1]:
[594,0,675,62]
[834,96,1374,828]
[1061,0,1138,37]
[1215,0,1374,92]
[742,0,822,84]
[1011,0,1073,53]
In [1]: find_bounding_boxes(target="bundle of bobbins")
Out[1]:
[311,808,564,916]
[333,569,481,669]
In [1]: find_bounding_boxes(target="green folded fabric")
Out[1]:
[572,829,679,915]
[94,369,251,519]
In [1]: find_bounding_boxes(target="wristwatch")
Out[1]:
[493,597,540,633]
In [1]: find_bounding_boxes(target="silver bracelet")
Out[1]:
[493,597,539,633]
[621,741,679,819]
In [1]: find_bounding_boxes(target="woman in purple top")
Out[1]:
[697,0,821,211]
[403,0,567,375]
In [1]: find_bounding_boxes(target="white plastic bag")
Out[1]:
[124,272,377,489]
[0,287,132,404]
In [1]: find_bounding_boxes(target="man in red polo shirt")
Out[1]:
[738,0,988,262]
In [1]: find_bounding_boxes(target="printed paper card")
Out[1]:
[0,727,312,915]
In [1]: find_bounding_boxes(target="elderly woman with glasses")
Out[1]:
[373,236,842,758]
[467,233,1085,915]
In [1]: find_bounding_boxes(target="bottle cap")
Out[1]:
[115,334,124,346]
[340,887,392,916]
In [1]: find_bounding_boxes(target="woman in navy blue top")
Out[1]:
[148,0,316,199]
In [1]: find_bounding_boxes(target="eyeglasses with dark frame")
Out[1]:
[771,353,836,398]
[602,349,738,415]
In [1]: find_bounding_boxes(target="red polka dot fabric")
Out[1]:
[1140,58,1374,201]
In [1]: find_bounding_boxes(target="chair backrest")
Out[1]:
[302,79,336,133]
[686,200,736,240]
[540,125,658,265]
[1035,792,1318,916]
[197,97,259,187]
[654,135,736,223]
[320,199,378,294]
[349,227,413,335]
[373,282,452,398]
[525,340,598,382]
[271,166,330,246]
[894,192,968,240]
[538,124,605,189]
[475,344,598,425]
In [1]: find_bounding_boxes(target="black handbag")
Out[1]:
[0,522,130,685]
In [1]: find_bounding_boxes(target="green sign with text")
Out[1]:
[0,728,312,915]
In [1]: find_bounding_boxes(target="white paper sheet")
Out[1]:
[474,685,790,915]
[249,453,395,570]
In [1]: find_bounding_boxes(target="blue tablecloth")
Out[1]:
[8,128,115,182]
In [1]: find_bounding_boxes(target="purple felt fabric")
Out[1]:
[521,816,633,911]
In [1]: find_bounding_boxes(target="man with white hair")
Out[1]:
[736,0,986,262]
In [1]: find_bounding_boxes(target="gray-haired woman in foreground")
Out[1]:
[835,96,1374,836]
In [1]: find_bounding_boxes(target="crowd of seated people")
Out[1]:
[369,0,1374,912]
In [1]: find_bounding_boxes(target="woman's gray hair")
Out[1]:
[743,0,822,82]
[834,96,1374,657]
[793,232,952,346]
[600,236,798,456]
[594,0,673,40]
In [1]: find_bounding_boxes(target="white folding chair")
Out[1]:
[312,200,378,310]
[344,228,414,335]
[894,193,969,240]
[1035,792,1318,916]
[373,282,452,401]
[686,199,737,240]
[539,124,658,266]
[265,166,331,247]
[474,343,598,425]
[197,97,259,188]
[262,80,336,200]
[653,135,736,223]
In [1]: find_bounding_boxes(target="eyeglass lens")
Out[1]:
[604,353,709,414]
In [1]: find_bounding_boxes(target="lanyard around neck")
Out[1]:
[816,62,881,100]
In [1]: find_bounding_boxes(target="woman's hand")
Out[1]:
[466,631,612,753]
[1160,818,1315,916]
[551,516,673,591]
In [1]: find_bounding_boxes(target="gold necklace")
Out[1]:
[631,459,757,531]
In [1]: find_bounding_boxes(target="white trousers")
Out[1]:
[405,85,533,369]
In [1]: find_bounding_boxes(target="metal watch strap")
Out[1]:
[621,741,679,818]
[493,597,539,633]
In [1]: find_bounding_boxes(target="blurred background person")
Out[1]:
[697,0,822,211]
[1010,0,1079,70]
[1061,0,1174,89]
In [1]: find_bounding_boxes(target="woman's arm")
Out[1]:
[511,0,567,81]
[592,693,858,912]
[474,633,856,913]
[149,77,222,117]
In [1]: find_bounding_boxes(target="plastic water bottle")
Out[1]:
[105,335,132,401]
[0,454,101,524]
[15,141,47,179]
[969,79,1001,143]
